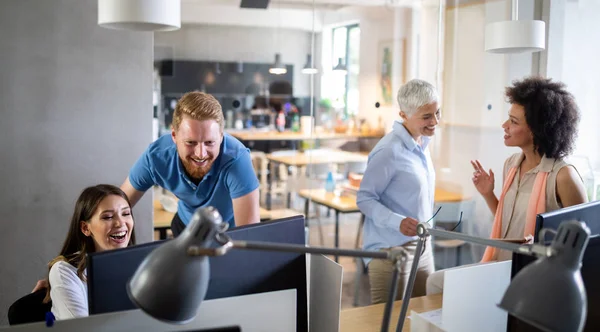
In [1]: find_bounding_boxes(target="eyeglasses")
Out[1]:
[420,207,464,255]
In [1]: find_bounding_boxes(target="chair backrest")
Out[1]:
[250,151,267,176]
[433,200,475,231]
[8,288,52,325]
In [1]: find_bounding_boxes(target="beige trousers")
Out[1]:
[368,240,435,304]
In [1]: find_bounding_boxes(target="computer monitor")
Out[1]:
[508,201,600,332]
[534,200,600,242]
[186,328,241,332]
[507,236,600,332]
[87,215,307,331]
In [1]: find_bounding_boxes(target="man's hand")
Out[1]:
[32,279,48,293]
[400,217,419,236]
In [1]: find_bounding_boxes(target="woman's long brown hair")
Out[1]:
[44,184,136,303]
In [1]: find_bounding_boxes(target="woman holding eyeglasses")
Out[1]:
[357,79,441,304]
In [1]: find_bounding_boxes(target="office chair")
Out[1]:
[8,288,52,325]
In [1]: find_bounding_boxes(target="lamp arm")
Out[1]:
[188,239,404,261]
[424,226,556,258]
[396,222,559,332]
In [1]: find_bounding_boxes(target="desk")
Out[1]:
[298,189,360,262]
[433,188,466,203]
[267,149,368,167]
[340,294,443,332]
[153,200,174,240]
[266,149,367,209]
[297,188,466,261]
[153,200,299,240]
[229,130,383,142]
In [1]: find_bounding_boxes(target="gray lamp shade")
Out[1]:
[498,220,589,332]
[333,57,347,73]
[302,54,318,74]
[127,207,223,323]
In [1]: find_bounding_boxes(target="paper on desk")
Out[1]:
[411,309,445,332]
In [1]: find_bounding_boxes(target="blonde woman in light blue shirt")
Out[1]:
[357,79,440,304]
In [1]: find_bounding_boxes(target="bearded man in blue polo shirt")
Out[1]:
[121,91,260,236]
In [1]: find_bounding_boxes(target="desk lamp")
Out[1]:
[128,207,590,332]
[128,207,408,331]
[396,220,590,332]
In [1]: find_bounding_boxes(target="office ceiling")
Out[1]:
[183,0,492,11]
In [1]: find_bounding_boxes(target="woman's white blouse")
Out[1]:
[49,260,88,320]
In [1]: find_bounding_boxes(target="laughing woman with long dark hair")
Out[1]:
[43,184,136,320]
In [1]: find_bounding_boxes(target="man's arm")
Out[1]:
[120,177,147,207]
[232,188,260,226]
[123,147,156,207]
[225,150,261,226]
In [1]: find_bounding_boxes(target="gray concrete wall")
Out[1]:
[0,0,154,324]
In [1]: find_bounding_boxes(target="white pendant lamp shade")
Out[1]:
[98,0,181,31]
[484,0,545,54]
[485,20,545,54]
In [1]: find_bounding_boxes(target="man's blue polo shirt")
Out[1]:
[128,133,259,228]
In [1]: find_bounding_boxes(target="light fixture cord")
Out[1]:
[512,0,519,20]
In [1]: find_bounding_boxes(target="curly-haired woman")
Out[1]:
[427,76,588,294]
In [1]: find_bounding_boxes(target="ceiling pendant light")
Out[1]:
[269,53,287,75]
[98,0,181,32]
[269,1,286,75]
[301,54,318,75]
[484,0,545,54]
[333,57,347,74]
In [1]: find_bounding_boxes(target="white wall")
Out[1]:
[155,24,315,96]
[437,0,537,258]
[561,0,600,170]
[320,6,412,131]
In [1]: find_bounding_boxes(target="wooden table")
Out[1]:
[267,149,368,167]
[433,188,466,203]
[263,208,303,220]
[298,189,361,262]
[266,149,368,209]
[340,294,443,331]
[297,188,466,261]
[153,200,300,239]
[229,130,383,142]
[153,200,175,240]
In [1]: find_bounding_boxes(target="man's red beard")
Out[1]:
[181,157,214,180]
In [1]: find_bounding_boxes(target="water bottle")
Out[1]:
[325,171,336,193]
[276,111,286,132]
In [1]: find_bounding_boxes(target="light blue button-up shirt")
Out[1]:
[357,121,435,261]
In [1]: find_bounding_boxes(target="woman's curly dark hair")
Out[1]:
[505,76,580,159]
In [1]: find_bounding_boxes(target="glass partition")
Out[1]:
[151,0,600,311]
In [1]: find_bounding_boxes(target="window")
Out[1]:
[329,24,360,117]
